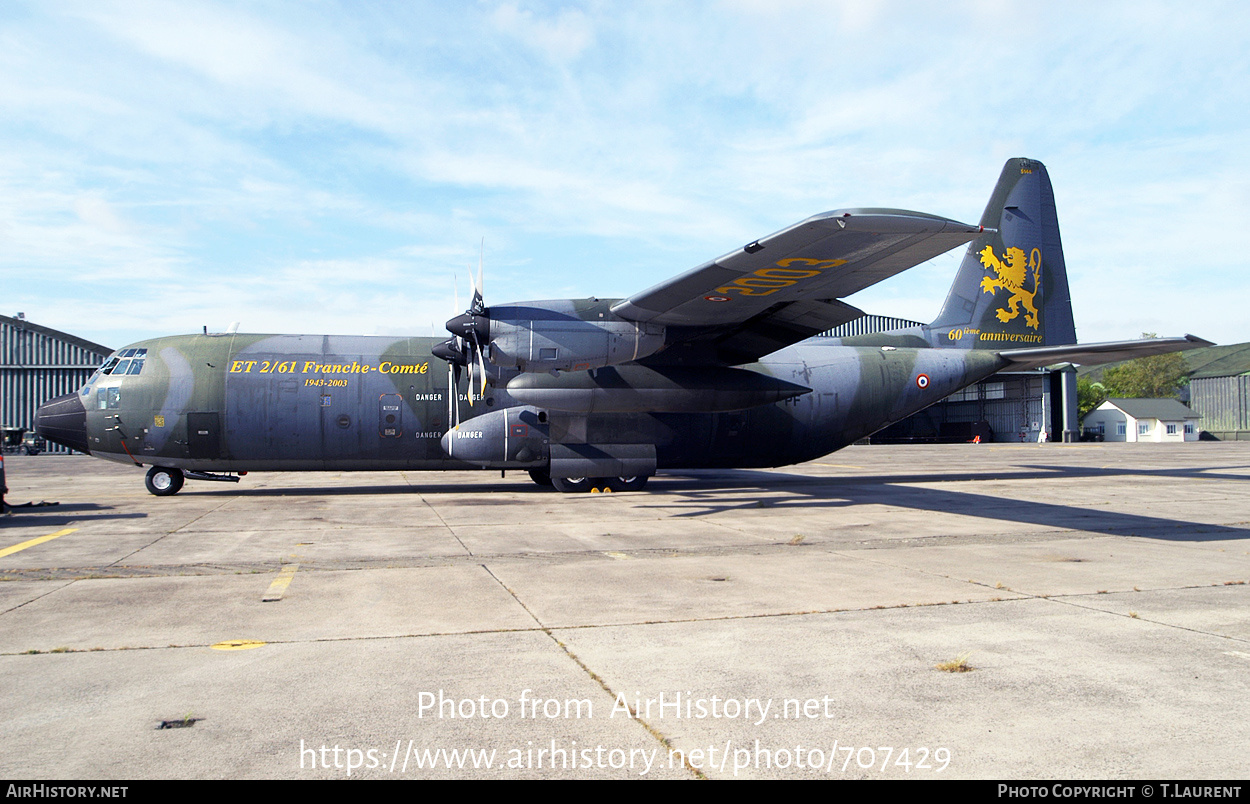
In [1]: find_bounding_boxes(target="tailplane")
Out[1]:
[928,157,1077,348]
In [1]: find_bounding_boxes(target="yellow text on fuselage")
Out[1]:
[227,360,430,375]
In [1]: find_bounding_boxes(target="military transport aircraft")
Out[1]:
[36,158,1209,495]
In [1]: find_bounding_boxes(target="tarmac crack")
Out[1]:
[476,561,705,779]
[403,473,473,557]
[1032,591,1250,645]
[0,579,79,616]
[825,547,1250,644]
[104,496,242,568]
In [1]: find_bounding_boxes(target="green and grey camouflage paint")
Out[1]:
[35,159,1205,493]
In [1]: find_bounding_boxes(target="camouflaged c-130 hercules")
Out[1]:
[36,159,1210,494]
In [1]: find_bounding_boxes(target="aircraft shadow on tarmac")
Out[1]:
[187,482,551,498]
[158,461,1250,543]
[639,467,1250,543]
[2,503,147,528]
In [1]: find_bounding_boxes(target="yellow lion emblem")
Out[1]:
[979,245,1042,330]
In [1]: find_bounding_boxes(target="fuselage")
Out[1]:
[36,332,1008,475]
[30,158,1098,492]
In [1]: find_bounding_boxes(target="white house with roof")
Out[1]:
[1083,398,1201,442]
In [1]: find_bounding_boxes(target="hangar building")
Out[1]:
[1,313,112,453]
[1183,342,1250,441]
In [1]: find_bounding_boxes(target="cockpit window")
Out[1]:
[95,386,121,409]
[99,349,146,377]
[85,348,147,395]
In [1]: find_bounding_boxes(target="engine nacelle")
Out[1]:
[486,299,665,373]
[441,406,550,468]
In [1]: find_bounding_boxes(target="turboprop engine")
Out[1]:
[441,405,550,468]
[448,299,666,374]
[440,405,657,481]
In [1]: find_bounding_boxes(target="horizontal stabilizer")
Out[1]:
[996,335,1213,371]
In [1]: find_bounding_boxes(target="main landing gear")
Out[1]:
[532,471,648,493]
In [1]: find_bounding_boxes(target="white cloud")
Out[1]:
[1,0,1248,348]
[488,3,594,62]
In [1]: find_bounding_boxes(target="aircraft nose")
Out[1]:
[35,392,91,454]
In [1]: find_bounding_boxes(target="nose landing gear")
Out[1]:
[145,466,185,496]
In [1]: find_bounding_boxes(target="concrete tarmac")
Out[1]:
[1,443,1248,779]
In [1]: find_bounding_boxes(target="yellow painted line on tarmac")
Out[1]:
[604,552,632,560]
[0,528,79,560]
[262,563,300,602]
[212,639,266,651]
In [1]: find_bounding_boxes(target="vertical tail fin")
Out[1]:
[929,158,1077,348]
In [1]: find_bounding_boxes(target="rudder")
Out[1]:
[929,158,1077,348]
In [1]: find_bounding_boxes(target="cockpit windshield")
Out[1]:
[81,347,148,396]
[102,348,147,375]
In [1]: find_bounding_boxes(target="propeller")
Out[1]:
[432,334,464,425]
[433,243,492,423]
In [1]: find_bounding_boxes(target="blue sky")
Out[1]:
[3,0,1248,350]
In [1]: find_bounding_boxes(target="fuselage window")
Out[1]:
[107,387,121,409]
[100,357,120,375]
[127,359,145,375]
[82,368,103,394]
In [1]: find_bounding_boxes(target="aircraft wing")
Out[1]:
[611,208,984,364]
[996,335,1214,371]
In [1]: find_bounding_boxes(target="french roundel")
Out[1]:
[916,373,930,389]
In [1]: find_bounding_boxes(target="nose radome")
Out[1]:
[35,393,91,454]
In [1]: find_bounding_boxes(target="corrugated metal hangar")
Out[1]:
[1,313,112,453]
[1181,342,1250,440]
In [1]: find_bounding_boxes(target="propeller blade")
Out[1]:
[453,361,462,425]
[467,262,481,313]
[476,337,488,399]
[446,361,454,427]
